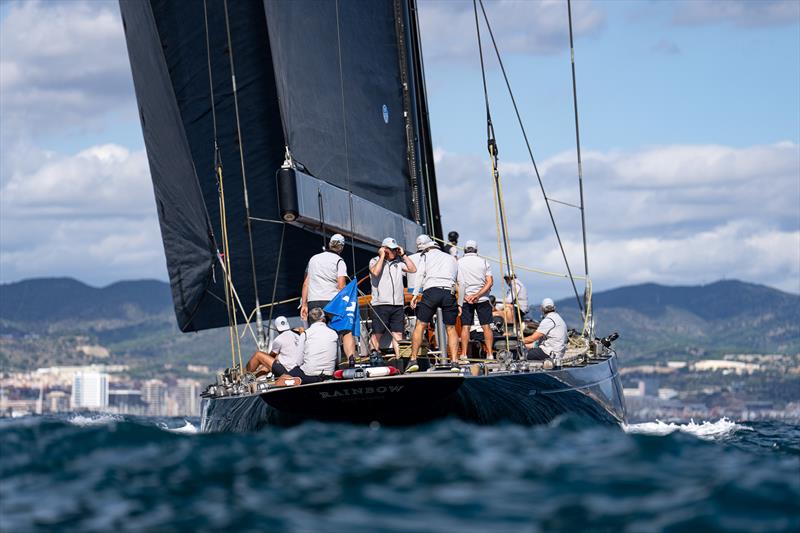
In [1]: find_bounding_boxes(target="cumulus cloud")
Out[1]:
[0,144,166,285]
[0,0,134,141]
[435,141,800,295]
[671,0,800,28]
[418,0,605,61]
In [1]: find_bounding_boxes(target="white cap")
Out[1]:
[464,239,477,251]
[541,298,555,309]
[415,234,433,250]
[329,234,345,246]
[274,316,290,332]
[381,237,399,249]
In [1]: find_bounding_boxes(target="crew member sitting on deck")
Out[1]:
[280,307,338,385]
[457,240,494,360]
[502,273,529,324]
[408,236,460,371]
[523,298,567,361]
[245,316,304,376]
[300,233,355,360]
[369,237,417,358]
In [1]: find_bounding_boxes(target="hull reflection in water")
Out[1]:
[200,354,625,432]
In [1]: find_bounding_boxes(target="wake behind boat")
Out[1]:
[119,0,626,432]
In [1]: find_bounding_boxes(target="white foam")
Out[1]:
[68,413,122,427]
[623,418,750,440]
[161,420,199,434]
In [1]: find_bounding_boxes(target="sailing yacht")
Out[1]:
[119,0,625,431]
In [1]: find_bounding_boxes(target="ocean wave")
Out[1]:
[159,419,199,434]
[67,413,123,427]
[623,417,751,440]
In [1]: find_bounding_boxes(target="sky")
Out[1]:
[0,0,798,301]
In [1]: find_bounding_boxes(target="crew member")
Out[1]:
[282,307,338,384]
[406,234,433,292]
[409,236,459,370]
[523,298,567,361]
[245,316,304,376]
[444,230,460,258]
[503,273,529,324]
[457,240,493,359]
[300,234,355,359]
[369,237,417,358]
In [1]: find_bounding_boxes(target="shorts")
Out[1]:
[371,305,404,334]
[461,300,493,325]
[526,347,549,361]
[288,366,326,384]
[272,360,288,377]
[416,287,458,326]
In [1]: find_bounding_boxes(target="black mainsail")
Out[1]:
[119,0,439,332]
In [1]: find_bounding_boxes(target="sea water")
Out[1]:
[1,415,798,532]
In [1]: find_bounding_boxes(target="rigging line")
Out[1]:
[247,217,284,225]
[215,253,259,345]
[333,0,357,273]
[546,197,582,210]
[223,0,266,351]
[567,0,591,319]
[478,0,584,315]
[204,0,237,369]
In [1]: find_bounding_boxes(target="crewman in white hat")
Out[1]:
[300,233,355,360]
[405,234,433,291]
[245,316,305,376]
[408,235,459,370]
[368,237,417,358]
[457,240,494,359]
[524,297,568,360]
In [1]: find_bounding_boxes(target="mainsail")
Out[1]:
[119,0,440,332]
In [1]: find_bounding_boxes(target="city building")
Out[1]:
[47,390,70,413]
[171,379,201,417]
[142,379,167,416]
[71,372,109,410]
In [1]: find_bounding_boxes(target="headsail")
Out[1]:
[119,0,438,332]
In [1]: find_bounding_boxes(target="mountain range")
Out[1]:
[0,277,797,373]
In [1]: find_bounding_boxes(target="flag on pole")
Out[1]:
[323,279,361,337]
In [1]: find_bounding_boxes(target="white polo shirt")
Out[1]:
[299,321,338,375]
[369,257,408,306]
[405,252,423,289]
[413,247,458,295]
[457,253,493,303]
[504,278,529,312]
[269,330,305,371]
[536,311,568,357]
[306,250,347,302]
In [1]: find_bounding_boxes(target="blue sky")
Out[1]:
[1,0,798,300]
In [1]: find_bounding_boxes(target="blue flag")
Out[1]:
[323,279,361,337]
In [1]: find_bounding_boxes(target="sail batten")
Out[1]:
[120,0,438,332]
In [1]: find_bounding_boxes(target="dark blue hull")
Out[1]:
[200,354,626,432]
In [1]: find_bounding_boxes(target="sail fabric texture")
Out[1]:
[262,0,414,219]
[324,280,361,338]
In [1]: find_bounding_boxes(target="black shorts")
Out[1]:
[417,287,458,325]
[371,305,404,334]
[272,360,288,377]
[461,300,493,325]
[526,347,549,361]
[288,366,325,384]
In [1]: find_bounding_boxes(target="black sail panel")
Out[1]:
[263,0,414,219]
